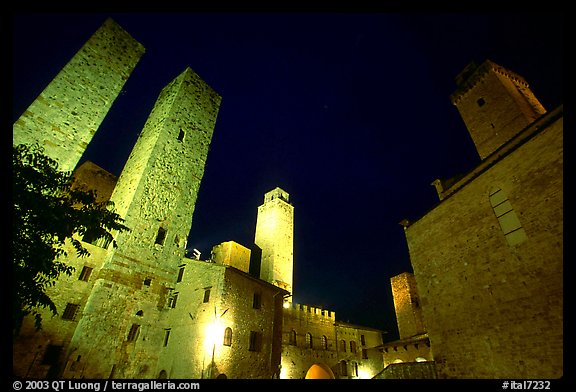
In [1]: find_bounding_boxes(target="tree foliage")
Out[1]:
[13,144,129,334]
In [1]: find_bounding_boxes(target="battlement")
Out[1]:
[284,302,336,321]
[264,187,290,204]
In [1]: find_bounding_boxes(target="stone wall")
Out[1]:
[13,18,145,173]
[374,361,437,379]
[404,111,563,378]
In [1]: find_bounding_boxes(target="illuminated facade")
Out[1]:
[12,18,145,174]
[12,17,385,379]
[399,60,563,378]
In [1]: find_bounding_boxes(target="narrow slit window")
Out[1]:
[489,188,527,246]
[203,288,211,303]
[177,266,185,283]
[163,329,171,347]
[155,227,167,245]
[127,324,140,342]
[249,331,261,352]
[62,303,80,320]
[252,292,262,309]
[78,266,93,282]
[178,129,185,142]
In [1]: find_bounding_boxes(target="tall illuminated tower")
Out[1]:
[254,187,294,298]
[64,67,221,378]
[13,18,145,173]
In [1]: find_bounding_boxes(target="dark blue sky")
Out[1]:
[12,13,563,339]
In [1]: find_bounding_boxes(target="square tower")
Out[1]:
[391,272,426,340]
[13,18,145,173]
[254,187,294,297]
[450,60,546,160]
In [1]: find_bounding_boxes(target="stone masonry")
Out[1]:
[13,18,145,173]
[402,60,563,378]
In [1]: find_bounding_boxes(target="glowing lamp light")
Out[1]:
[204,319,223,352]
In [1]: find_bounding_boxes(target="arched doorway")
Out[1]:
[305,363,335,379]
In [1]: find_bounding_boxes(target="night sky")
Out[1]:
[12,13,563,340]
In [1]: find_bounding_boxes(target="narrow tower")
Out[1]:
[13,18,145,173]
[450,59,546,160]
[63,67,221,378]
[254,187,294,297]
[390,272,426,340]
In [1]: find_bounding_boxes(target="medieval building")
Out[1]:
[13,16,562,381]
[394,60,563,378]
[12,17,384,380]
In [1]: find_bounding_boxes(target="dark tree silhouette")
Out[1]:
[12,143,129,334]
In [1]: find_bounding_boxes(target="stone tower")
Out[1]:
[254,187,294,298]
[63,67,221,378]
[390,272,426,339]
[13,18,145,173]
[450,59,546,160]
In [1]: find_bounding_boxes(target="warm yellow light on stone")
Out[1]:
[204,319,223,352]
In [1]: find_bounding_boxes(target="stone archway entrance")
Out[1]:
[305,363,335,379]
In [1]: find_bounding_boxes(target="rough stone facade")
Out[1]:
[13,17,386,380]
[13,18,145,173]
[280,304,384,379]
[401,60,563,378]
[379,272,433,367]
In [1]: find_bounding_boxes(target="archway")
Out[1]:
[305,363,335,379]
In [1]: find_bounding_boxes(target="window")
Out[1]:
[136,310,144,317]
[155,227,167,245]
[306,332,313,348]
[289,330,297,346]
[176,267,185,283]
[360,334,366,346]
[340,339,346,352]
[144,278,152,286]
[362,349,368,359]
[178,129,185,142]
[339,360,348,377]
[350,341,357,353]
[127,324,140,342]
[163,329,171,347]
[477,97,486,107]
[489,188,528,246]
[168,292,178,309]
[203,289,211,303]
[223,327,233,346]
[62,303,80,320]
[249,331,261,352]
[321,335,328,350]
[78,266,93,282]
[253,292,261,309]
[351,362,358,377]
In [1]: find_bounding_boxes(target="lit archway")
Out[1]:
[305,363,335,379]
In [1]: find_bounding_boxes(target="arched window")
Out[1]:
[306,332,313,348]
[289,330,297,346]
[340,339,346,352]
[339,360,348,376]
[321,335,328,350]
[350,341,357,353]
[223,327,232,346]
[489,187,527,246]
